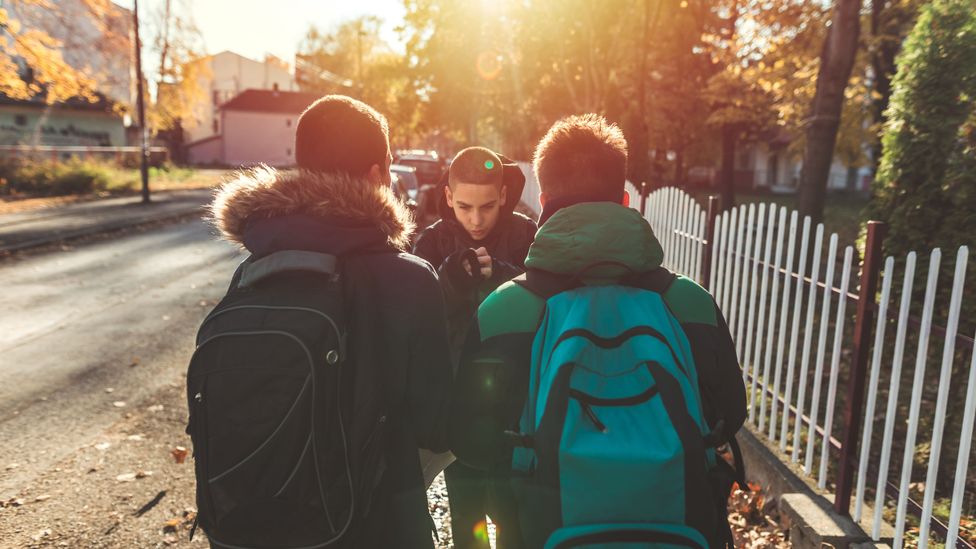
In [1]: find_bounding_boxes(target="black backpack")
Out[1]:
[186,250,387,549]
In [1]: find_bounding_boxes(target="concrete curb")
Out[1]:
[737,425,894,548]
[0,205,206,254]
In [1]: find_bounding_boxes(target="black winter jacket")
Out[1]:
[412,161,537,363]
[210,167,453,549]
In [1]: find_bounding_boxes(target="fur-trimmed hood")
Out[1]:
[210,166,415,251]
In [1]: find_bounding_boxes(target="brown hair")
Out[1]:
[448,146,504,189]
[295,95,390,177]
[532,114,628,200]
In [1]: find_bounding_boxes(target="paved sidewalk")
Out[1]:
[0,188,214,253]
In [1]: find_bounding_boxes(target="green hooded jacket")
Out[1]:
[448,201,747,470]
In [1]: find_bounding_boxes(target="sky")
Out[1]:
[122,0,407,65]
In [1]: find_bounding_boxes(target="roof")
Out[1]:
[0,91,116,113]
[220,89,322,115]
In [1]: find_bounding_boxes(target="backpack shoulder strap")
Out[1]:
[238,250,338,288]
[622,266,677,295]
[513,268,581,299]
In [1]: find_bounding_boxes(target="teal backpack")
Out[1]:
[510,267,732,549]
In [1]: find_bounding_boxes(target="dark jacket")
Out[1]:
[210,167,453,549]
[412,162,538,363]
[448,201,747,547]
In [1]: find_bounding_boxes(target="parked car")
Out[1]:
[394,151,449,227]
[390,164,420,202]
[394,150,446,187]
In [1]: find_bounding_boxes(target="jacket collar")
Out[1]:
[210,165,415,252]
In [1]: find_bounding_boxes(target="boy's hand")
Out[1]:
[474,247,492,279]
[459,248,493,279]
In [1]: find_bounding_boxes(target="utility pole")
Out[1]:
[356,23,365,96]
[133,0,150,203]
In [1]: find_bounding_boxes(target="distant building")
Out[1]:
[183,51,299,146]
[0,0,133,148]
[687,132,872,193]
[187,89,321,167]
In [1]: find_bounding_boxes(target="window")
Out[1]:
[14,115,27,126]
[213,119,219,134]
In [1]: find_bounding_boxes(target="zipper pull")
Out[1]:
[194,392,203,404]
[579,402,608,433]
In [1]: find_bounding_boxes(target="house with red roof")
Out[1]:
[186,87,321,167]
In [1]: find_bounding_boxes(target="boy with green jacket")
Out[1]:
[448,114,747,548]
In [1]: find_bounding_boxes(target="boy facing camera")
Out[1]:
[413,146,537,548]
[413,146,537,363]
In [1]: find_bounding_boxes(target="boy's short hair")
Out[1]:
[295,95,390,177]
[533,114,628,200]
[449,147,504,189]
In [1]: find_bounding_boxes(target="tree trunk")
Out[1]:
[797,0,863,224]
[720,125,736,211]
[674,148,685,186]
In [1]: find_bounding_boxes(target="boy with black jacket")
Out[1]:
[448,115,747,548]
[413,146,537,548]
[207,95,453,549]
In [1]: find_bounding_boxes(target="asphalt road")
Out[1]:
[0,218,245,500]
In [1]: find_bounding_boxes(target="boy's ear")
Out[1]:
[621,191,630,207]
[368,163,390,188]
[539,192,547,208]
[500,185,508,206]
[444,185,453,206]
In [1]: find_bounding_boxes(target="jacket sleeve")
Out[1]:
[448,324,533,470]
[685,301,747,442]
[405,269,455,453]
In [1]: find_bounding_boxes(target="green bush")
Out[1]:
[868,0,976,260]
[0,158,117,196]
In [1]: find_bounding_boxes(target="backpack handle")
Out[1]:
[238,251,338,288]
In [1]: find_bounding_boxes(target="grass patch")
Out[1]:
[0,159,225,199]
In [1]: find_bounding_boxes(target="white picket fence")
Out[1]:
[636,185,976,549]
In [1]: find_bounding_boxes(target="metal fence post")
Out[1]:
[835,220,888,515]
[700,195,720,290]
[640,182,648,217]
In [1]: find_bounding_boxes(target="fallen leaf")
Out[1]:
[163,518,182,533]
[94,442,111,451]
[112,401,127,408]
[129,357,140,367]
[171,446,189,464]
[136,470,153,479]
[147,404,164,412]
[127,434,144,441]
[105,387,114,393]
[116,473,137,482]
[34,495,50,502]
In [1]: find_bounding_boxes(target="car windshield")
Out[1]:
[391,168,419,191]
[397,159,443,185]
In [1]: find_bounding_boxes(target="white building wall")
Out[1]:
[0,105,125,146]
[221,110,299,167]
[185,52,298,144]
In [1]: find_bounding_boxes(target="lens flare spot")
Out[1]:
[476,50,503,80]
[473,520,490,544]
[485,160,495,170]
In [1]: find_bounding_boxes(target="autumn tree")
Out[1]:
[297,17,422,148]
[148,0,208,147]
[0,0,129,105]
